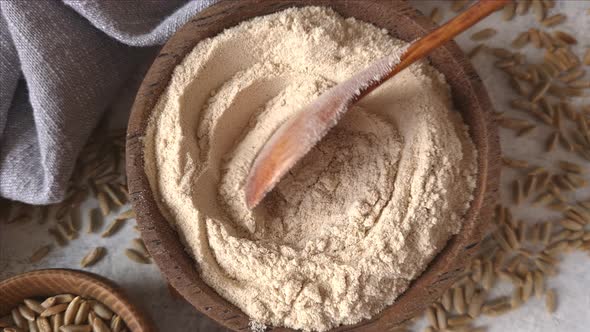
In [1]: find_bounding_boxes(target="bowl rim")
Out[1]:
[126,0,500,331]
[0,268,155,332]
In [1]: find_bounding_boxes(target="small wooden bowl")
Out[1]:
[126,0,500,331]
[0,269,155,332]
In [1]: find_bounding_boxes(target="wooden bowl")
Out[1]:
[0,269,155,332]
[126,0,500,331]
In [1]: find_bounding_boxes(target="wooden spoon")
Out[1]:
[244,0,509,209]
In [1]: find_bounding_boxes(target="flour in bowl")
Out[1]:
[144,6,477,331]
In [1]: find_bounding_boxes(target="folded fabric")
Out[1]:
[0,0,215,205]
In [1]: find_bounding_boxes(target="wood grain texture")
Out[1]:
[126,0,501,331]
[0,269,155,332]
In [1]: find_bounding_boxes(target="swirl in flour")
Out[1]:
[144,7,477,332]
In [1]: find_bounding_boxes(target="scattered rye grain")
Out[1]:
[538,31,555,50]
[448,314,472,327]
[545,289,557,313]
[541,222,553,244]
[441,289,452,311]
[511,31,529,48]
[529,223,542,244]
[490,47,513,58]
[553,31,577,45]
[57,222,76,241]
[517,124,536,137]
[467,291,485,318]
[116,209,135,220]
[430,7,443,24]
[545,51,568,71]
[543,0,556,8]
[464,280,476,304]
[471,28,497,41]
[504,226,520,249]
[493,230,513,252]
[523,272,534,301]
[502,157,529,168]
[30,245,52,263]
[97,192,110,216]
[512,180,523,205]
[542,14,566,27]
[102,184,123,207]
[453,286,467,314]
[435,305,447,329]
[468,44,485,59]
[124,248,150,264]
[47,227,67,246]
[510,77,529,96]
[80,247,106,268]
[87,208,102,234]
[511,286,523,308]
[568,80,590,89]
[131,238,149,257]
[498,270,524,286]
[559,132,575,151]
[559,160,583,174]
[532,0,545,22]
[426,307,438,329]
[534,270,545,299]
[546,132,559,151]
[495,59,516,69]
[510,99,538,112]
[482,298,512,316]
[482,259,495,290]
[68,208,81,232]
[101,219,125,238]
[505,256,521,273]
[529,28,542,48]
[533,193,554,206]
[503,1,516,20]
[584,48,590,65]
[560,219,584,231]
[516,0,530,15]
[524,175,537,197]
[500,117,531,130]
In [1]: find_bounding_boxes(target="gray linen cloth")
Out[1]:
[0,0,215,204]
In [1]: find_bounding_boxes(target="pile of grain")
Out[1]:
[0,124,150,268]
[0,294,128,332]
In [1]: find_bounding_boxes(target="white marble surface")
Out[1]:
[1,1,589,331]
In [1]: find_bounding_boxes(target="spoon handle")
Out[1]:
[352,0,510,103]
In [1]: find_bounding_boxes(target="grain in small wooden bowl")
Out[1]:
[126,0,500,331]
[0,269,155,332]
